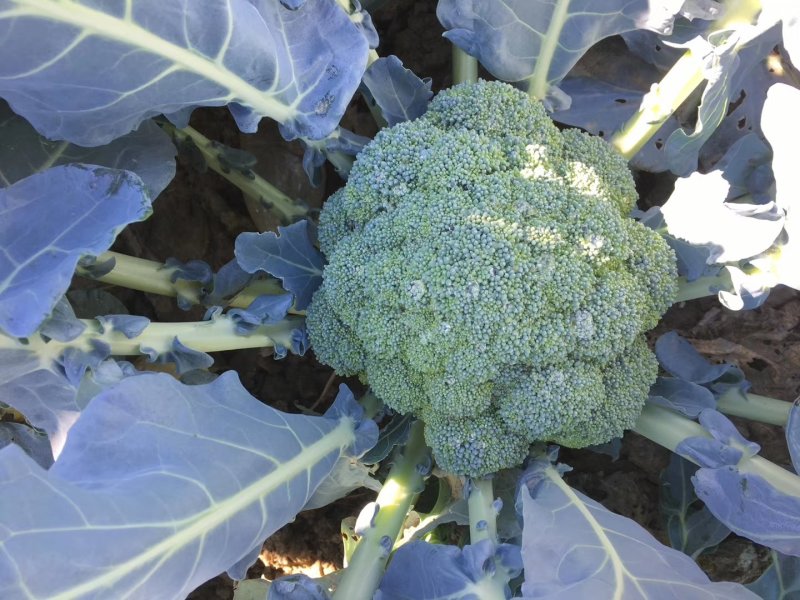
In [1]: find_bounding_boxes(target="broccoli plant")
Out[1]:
[0,1,799,599]
[308,80,677,476]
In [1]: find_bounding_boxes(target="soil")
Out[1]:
[72,1,800,597]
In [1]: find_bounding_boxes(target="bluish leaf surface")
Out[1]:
[140,337,214,374]
[665,20,784,176]
[0,422,53,469]
[693,466,800,557]
[716,132,774,203]
[746,550,800,599]
[660,454,730,558]
[555,76,680,172]
[302,456,381,511]
[436,0,682,107]
[269,574,330,600]
[0,0,368,145]
[301,127,369,185]
[660,171,784,264]
[235,220,324,310]
[0,101,175,198]
[0,344,80,457]
[655,331,733,384]
[349,0,379,49]
[517,453,757,599]
[38,296,86,342]
[751,83,800,293]
[229,293,295,335]
[0,165,151,337]
[788,402,800,474]
[95,315,150,339]
[664,34,741,176]
[674,409,800,556]
[648,377,716,418]
[376,539,520,600]
[676,409,759,469]
[362,56,433,126]
[361,412,413,464]
[0,372,373,599]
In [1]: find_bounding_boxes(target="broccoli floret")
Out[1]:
[308,81,677,477]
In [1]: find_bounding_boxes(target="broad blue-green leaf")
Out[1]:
[0,101,175,198]
[0,0,368,145]
[0,165,151,337]
[788,402,800,474]
[746,550,800,599]
[655,331,733,384]
[302,456,381,510]
[0,422,53,468]
[376,540,521,600]
[518,453,757,599]
[693,466,800,557]
[235,220,324,310]
[678,410,800,557]
[0,336,127,458]
[0,372,373,599]
[362,56,433,126]
[555,76,681,172]
[361,412,413,464]
[660,454,730,558]
[648,377,716,418]
[665,20,783,176]
[436,0,683,108]
[661,170,784,263]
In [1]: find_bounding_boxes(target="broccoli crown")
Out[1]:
[307,80,676,477]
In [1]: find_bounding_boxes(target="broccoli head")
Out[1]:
[307,80,677,477]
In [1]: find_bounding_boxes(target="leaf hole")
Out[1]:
[655,139,664,150]
[727,90,746,115]
[614,98,627,104]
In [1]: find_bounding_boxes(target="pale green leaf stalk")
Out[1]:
[453,46,478,85]
[333,420,429,599]
[0,314,304,357]
[634,404,800,497]
[611,0,763,158]
[467,477,507,600]
[77,251,297,313]
[160,122,309,225]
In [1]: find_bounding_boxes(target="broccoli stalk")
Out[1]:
[333,420,430,599]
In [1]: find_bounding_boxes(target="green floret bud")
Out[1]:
[307,80,677,477]
[423,411,530,477]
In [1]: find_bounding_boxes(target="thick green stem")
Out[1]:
[716,388,792,426]
[333,420,429,600]
[160,122,308,225]
[611,0,763,159]
[467,478,498,544]
[453,46,478,85]
[527,0,570,101]
[465,478,507,600]
[611,52,706,159]
[76,251,298,313]
[2,315,304,358]
[634,403,800,497]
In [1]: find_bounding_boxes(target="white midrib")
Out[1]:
[2,0,295,123]
[50,418,355,600]
[529,0,570,100]
[548,468,645,600]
